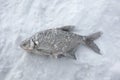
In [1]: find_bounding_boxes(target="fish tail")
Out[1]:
[83,31,103,54]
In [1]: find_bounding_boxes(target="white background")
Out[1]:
[0,0,120,80]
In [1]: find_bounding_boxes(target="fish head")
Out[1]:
[20,38,35,52]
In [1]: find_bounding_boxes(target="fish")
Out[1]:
[20,26,102,59]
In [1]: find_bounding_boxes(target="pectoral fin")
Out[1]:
[36,48,52,55]
[52,52,66,58]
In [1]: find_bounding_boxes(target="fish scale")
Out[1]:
[20,26,102,59]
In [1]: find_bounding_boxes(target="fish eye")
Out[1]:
[32,39,37,46]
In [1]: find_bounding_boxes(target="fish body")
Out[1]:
[20,26,102,59]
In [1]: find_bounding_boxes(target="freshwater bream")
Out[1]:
[20,26,102,59]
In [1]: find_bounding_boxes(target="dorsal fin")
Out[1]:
[57,25,75,32]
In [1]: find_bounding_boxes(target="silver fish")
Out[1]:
[20,26,102,59]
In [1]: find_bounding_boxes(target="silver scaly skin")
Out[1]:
[20,26,102,59]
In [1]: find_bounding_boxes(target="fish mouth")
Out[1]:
[20,44,33,52]
[20,43,28,50]
[20,47,33,53]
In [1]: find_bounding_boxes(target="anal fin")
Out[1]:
[67,48,77,60]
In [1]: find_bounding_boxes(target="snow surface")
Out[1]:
[0,0,120,80]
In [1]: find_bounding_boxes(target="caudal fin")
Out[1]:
[84,32,102,54]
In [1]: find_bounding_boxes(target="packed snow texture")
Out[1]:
[0,0,120,80]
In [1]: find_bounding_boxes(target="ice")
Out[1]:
[0,0,120,80]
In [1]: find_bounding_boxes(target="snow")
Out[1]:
[0,0,120,80]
